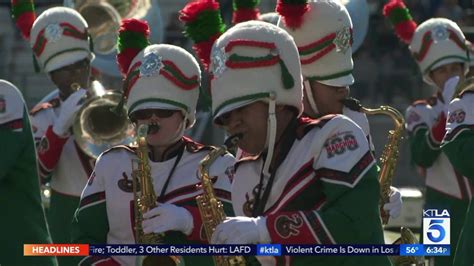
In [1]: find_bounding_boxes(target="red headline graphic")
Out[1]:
[24,244,89,256]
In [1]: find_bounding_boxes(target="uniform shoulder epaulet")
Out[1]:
[297,115,336,139]
[29,98,61,115]
[342,97,363,112]
[459,89,474,99]
[234,154,260,171]
[411,99,428,107]
[101,145,137,156]
[183,136,213,153]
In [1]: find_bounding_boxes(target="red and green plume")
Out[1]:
[116,18,150,77]
[179,0,226,70]
[383,0,417,44]
[11,0,36,40]
[276,0,309,29]
[232,0,261,24]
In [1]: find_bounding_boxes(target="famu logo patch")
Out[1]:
[118,172,135,193]
[275,214,303,239]
[448,109,466,124]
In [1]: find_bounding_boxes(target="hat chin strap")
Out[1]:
[262,93,277,179]
[168,113,188,144]
[304,80,319,115]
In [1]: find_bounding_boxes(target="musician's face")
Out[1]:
[218,101,268,155]
[49,58,91,99]
[304,80,348,117]
[133,109,185,147]
[429,62,465,90]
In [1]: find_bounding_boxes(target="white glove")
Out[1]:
[52,89,87,137]
[211,216,271,245]
[142,203,194,235]
[442,76,460,110]
[383,186,403,219]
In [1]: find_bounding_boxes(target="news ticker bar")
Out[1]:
[23,244,450,256]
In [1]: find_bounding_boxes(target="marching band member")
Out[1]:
[442,80,474,266]
[384,1,472,264]
[72,19,233,266]
[11,3,95,264]
[0,80,57,266]
[276,0,402,220]
[205,19,390,265]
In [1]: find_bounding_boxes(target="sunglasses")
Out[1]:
[131,109,178,120]
[50,59,90,76]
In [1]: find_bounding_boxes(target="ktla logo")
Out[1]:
[423,209,450,245]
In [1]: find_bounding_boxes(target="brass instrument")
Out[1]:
[391,227,425,266]
[132,124,183,266]
[196,134,245,266]
[362,105,405,225]
[68,0,162,80]
[455,76,474,97]
[342,98,405,225]
[72,80,135,158]
[72,0,152,55]
[343,99,424,265]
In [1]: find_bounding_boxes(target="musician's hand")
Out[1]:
[52,89,86,137]
[142,203,193,235]
[383,186,403,219]
[442,76,460,109]
[211,216,270,244]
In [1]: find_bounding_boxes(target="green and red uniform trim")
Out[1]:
[298,29,353,65]
[37,126,69,179]
[123,59,199,101]
[32,22,88,57]
[413,29,467,62]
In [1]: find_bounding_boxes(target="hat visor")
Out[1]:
[213,98,262,125]
[44,50,94,73]
[317,73,354,87]
[129,102,183,116]
[423,57,469,86]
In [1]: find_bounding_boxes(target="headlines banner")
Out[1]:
[23,244,449,256]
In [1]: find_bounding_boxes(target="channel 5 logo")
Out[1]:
[423,209,450,245]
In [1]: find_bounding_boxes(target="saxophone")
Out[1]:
[343,99,424,265]
[455,76,474,97]
[342,98,405,225]
[392,227,425,266]
[196,134,245,266]
[132,124,183,266]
